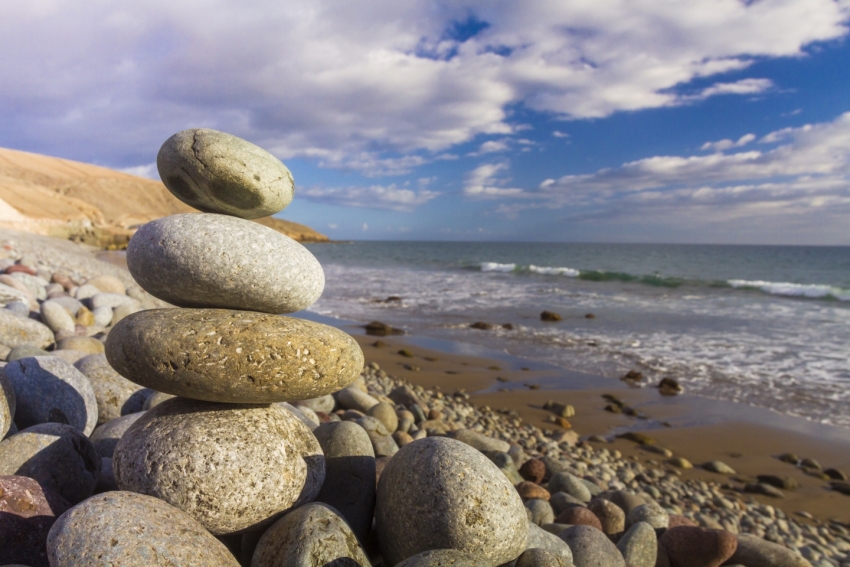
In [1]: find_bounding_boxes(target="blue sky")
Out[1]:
[2,1,850,244]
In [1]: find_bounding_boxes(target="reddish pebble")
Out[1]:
[555,506,603,531]
[519,458,546,483]
[515,481,550,501]
[6,264,36,275]
[0,475,71,567]
[668,514,697,528]
[660,526,737,567]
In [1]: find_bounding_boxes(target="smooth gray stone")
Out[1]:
[106,309,363,404]
[314,421,376,544]
[0,309,53,349]
[251,502,371,567]
[74,354,150,424]
[587,498,625,535]
[46,491,239,566]
[600,491,646,516]
[527,522,574,566]
[10,273,47,300]
[484,451,524,485]
[277,402,319,430]
[616,522,657,567]
[5,356,97,435]
[157,128,294,219]
[356,415,391,436]
[92,305,113,327]
[89,292,138,311]
[368,430,399,457]
[526,499,555,526]
[40,301,75,333]
[142,390,175,410]
[558,525,625,567]
[0,370,14,439]
[89,412,146,458]
[5,300,30,317]
[113,398,325,535]
[0,422,101,504]
[450,428,511,453]
[625,502,668,530]
[127,213,323,313]
[548,472,592,503]
[7,345,50,361]
[376,437,527,567]
[516,548,569,567]
[395,549,491,567]
[550,492,585,516]
[95,456,119,493]
[727,533,813,567]
[73,284,100,301]
[336,387,379,413]
[579,479,601,497]
[295,394,335,414]
[46,296,83,316]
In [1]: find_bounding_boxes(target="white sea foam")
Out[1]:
[728,279,850,301]
[529,265,580,277]
[480,262,516,272]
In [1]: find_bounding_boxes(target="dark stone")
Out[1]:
[540,311,562,322]
[0,475,71,567]
[659,526,737,567]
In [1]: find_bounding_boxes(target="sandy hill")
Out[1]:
[0,147,328,248]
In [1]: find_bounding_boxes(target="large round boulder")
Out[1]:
[126,213,322,313]
[157,128,294,219]
[113,398,325,535]
[375,437,527,566]
[105,309,363,403]
[47,491,239,566]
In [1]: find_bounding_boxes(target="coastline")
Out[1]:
[297,311,850,524]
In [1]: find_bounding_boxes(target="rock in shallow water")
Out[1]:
[157,128,294,219]
[251,502,371,567]
[376,437,527,567]
[106,309,363,403]
[113,398,325,535]
[127,213,322,313]
[4,356,98,435]
[0,475,71,567]
[46,491,239,567]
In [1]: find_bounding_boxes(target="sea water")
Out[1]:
[304,242,850,428]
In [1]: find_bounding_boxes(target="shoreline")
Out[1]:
[296,311,850,524]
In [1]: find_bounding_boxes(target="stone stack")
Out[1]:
[49,129,365,562]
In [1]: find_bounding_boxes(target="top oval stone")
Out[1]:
[157,128,294,218]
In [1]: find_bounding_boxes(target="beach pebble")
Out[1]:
[616,521,657,567]
[603,490,646,515]
[0,371,14,438]
[555,506,603,531]
[251,502,371,567]
[5,299,31,317]
[0,309,53,349]
[368,430,399,457]
[111,302,140,326]
[549,492,585,516]
[89,412,146,458]
[56,336,104,354]
[516,548,567,567]
[587,498,625,534]
[388,384,424,407]
[517,481,551,501]
[84,275,126,295]
[295,394,335,414]
[356,414,391,436]
[91,305,113,327]
[368,401,399,432]
[526,522,574,566]
[7,345,50,361]
[727,533,812,567]
[313,421,376,543]
[486,450,525,485]
[0,475,71,567]
[40,301,75,333]
[395,549,491,567]
[626,501,669,530]
[157,128,294,218]
[450,428,511,453]
[336,386,379,413]
[394,430,414,447]
[376,437,527,566]
[46,491,239,567]
[127,213,323,313]
[658,526,737,567]
[0,423,101,504]
[106,309,363,403]
[73,283,101,301]
[89,292,138,311]
[526,498,555,525]
[520,458,546,483]
[548,472,592,503]
[113,398,325,535]
[75,306,95,326]
[95,456,118,493]
[74,354,150,424]
[558,524,625,567]
[4,356,98,435]
[702,460,736,474]
[279,402,319,429]
[142,390,175,410]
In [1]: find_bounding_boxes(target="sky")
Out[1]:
[2,1,850,244]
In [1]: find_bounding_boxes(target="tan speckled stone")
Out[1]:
[105,309,363,403]
[47,491,239,567]
[113,398,325,535]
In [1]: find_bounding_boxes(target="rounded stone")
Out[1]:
[549,492,585,516]
[7,345,50,362]
[251,502,371,567]
[157,128,294,219]
[616,521,657,567]
[0,309,53,349]
[520,458,546,483]
[587,498,625,535]
[313,421,376,543]
[555,506,603,531]
[85,275,126,295]
[558,525,626,567]
[4,356,98,435]
[56,336,104,354]
[92,306,113,327]
[727,533,813,567]
[295,394,335,414]
[395,549,491,567]
[375,437,527,566]
[0,423,101,504]
[527,522,574,566]
[106,309,363,403]
[368,401,399,433]
[74,354,150,424]
[46,491,239,567]
[113,398,325,535]
[142,391,175,410]
[0,475,71,567]
[525,499,555,526]
[126,213,322,313]
[336,387,379,413]
[0,371,14,439]
[626,502,669,530]
[658,526,737,567]
[40,301,75,333]
[516,548,567,567]
[89,412,146,458]
[548,472,592,503]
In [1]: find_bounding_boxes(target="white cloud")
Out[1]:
[463,162,528,197]
[552,131,569,138]
[469,139,511,156]
[700,133,756,152]
[118,163,159,179]
[0,0,846,169]
[301,184,440,211]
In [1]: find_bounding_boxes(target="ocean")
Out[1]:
[303,241,850,429]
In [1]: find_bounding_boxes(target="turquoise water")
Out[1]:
[306,242,850,428]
